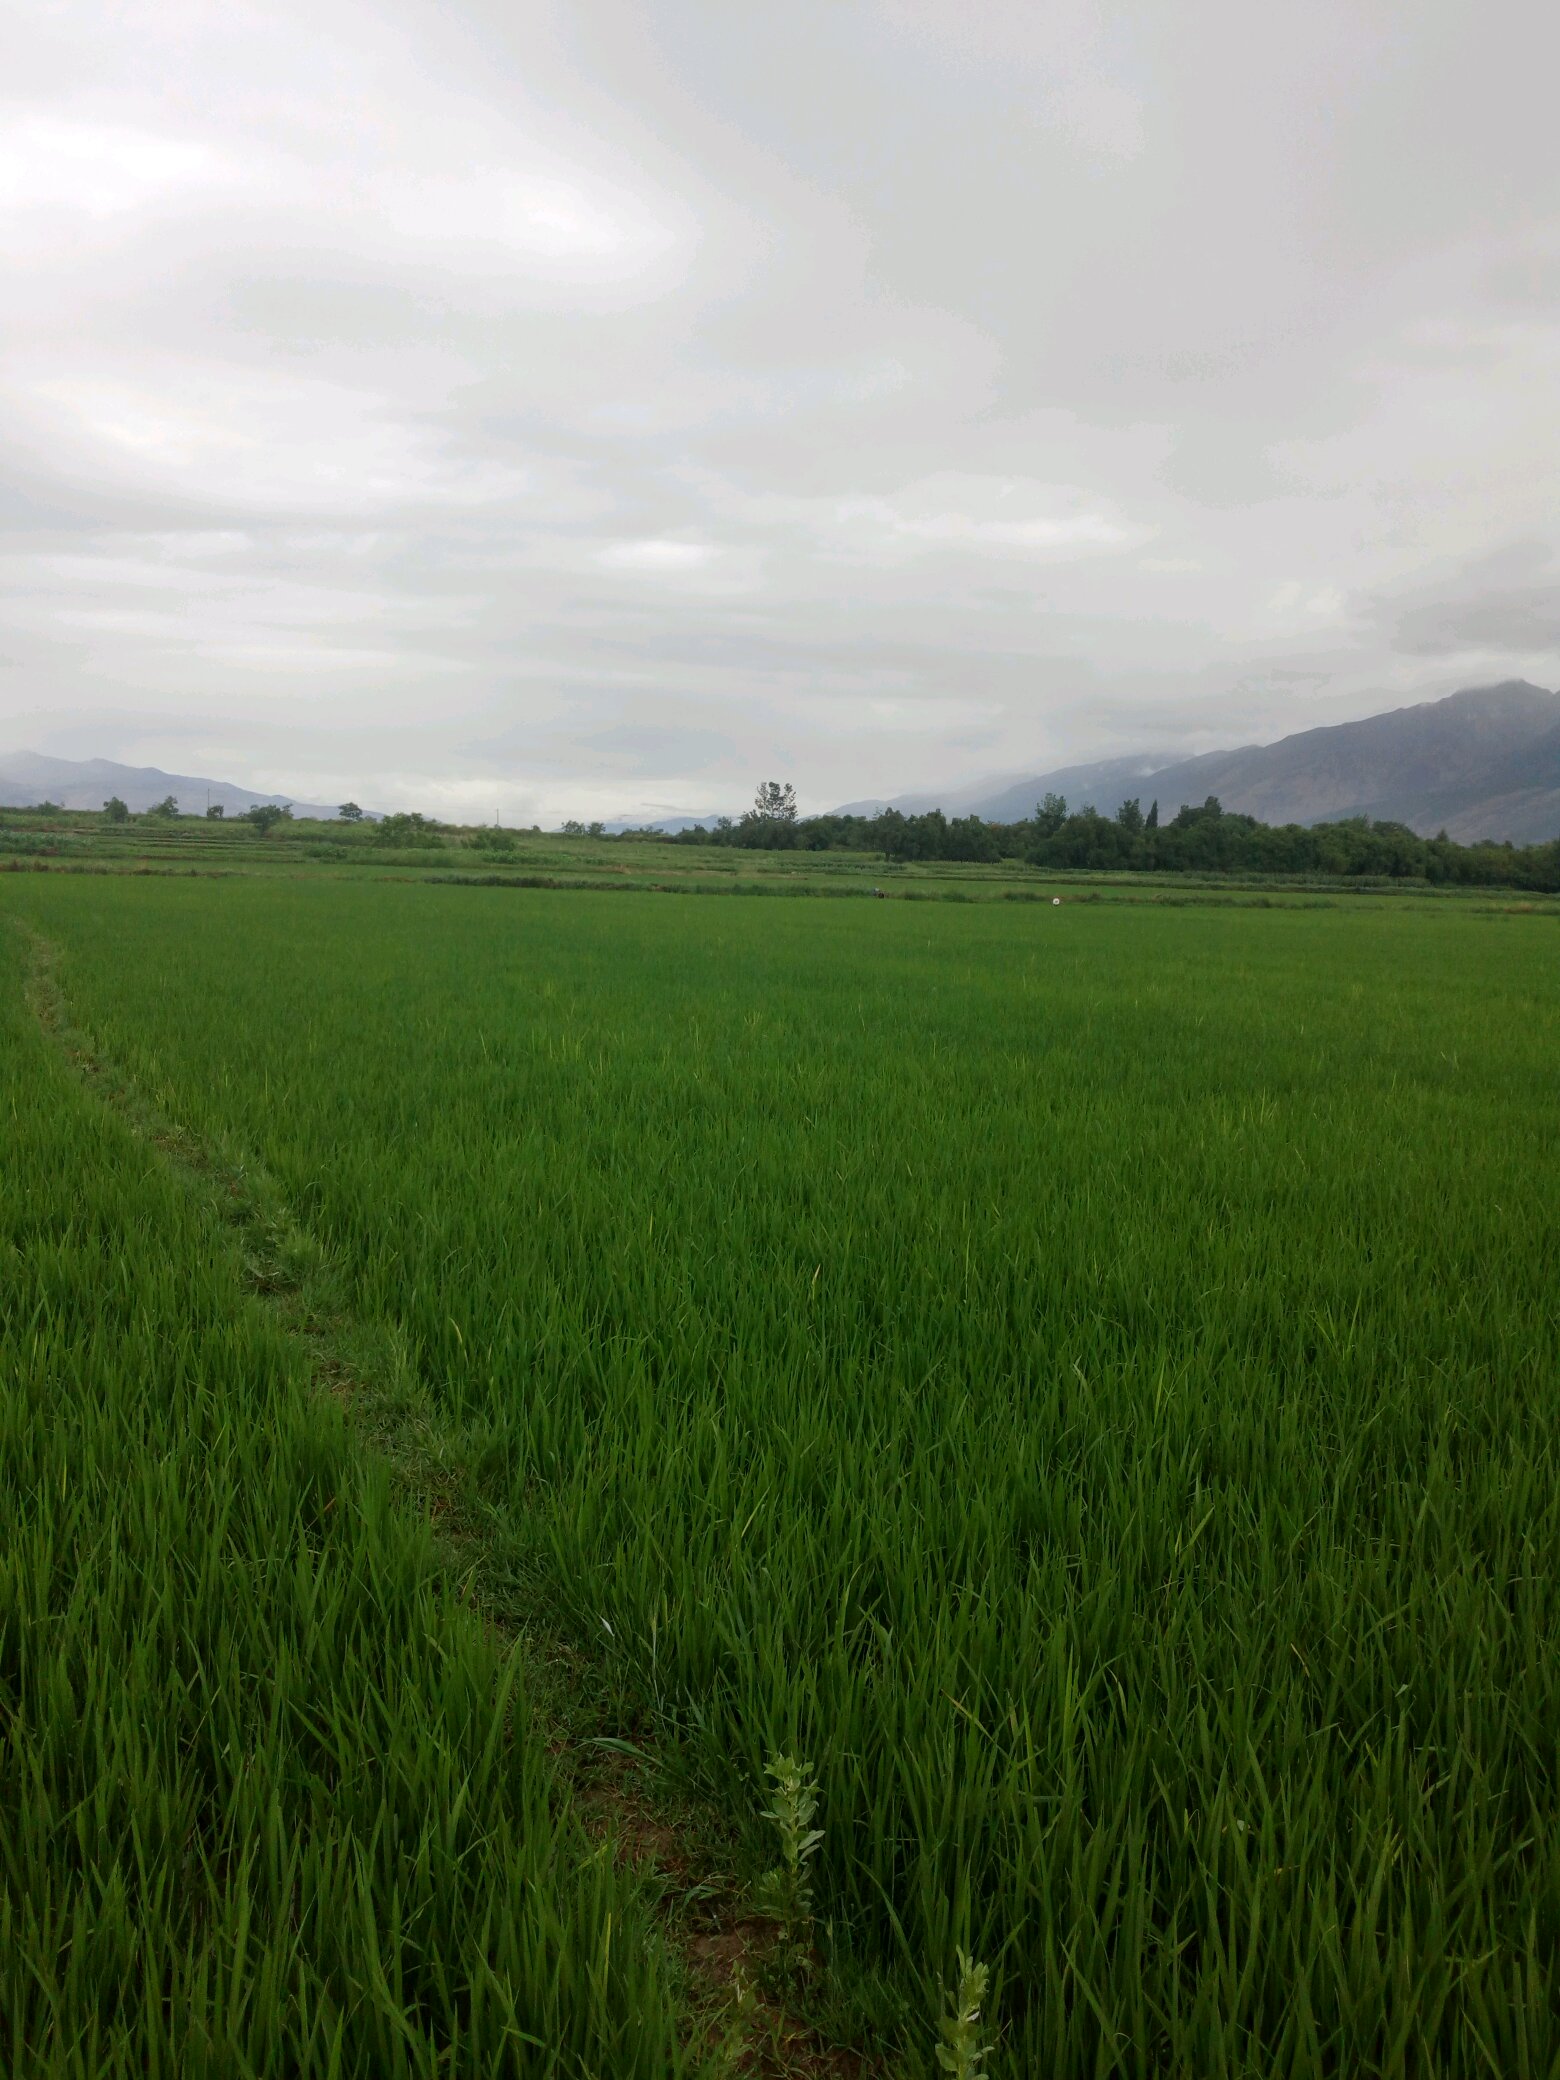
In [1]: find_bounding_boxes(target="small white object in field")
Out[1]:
[1052,896,1061,906]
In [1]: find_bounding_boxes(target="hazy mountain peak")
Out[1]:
[0,753,347,821]
[835,683,1560,845]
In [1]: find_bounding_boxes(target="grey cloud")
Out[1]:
[1397,591,1560,656]
[1,0,1558,818]
[1482,243,1560,315]
[473,714,745,782]
[1369,543,1560,659]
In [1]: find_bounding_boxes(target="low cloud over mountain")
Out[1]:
[0,752,344,821]
[10,681,1559,846]
[842,682,1560,845]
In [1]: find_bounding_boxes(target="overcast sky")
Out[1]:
[3,0,1558,821]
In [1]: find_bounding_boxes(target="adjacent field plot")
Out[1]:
[7,877,1560,2076]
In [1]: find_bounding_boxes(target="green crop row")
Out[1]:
[0,922,687,2077]
[5,876,1560,2074]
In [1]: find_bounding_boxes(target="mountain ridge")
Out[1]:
[7,681,1559,843]
[0,752,350,821]
[835,682,1560,844]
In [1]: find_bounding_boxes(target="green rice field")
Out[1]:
[4,867,1559,2076]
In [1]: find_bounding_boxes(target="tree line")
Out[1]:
[77,781,1560,890]
[669,787,1560,890]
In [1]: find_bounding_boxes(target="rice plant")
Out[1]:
[0,922,687,2077]
[5,874,1559,2075]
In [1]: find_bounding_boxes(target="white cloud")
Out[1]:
[597,539,718,572]
[836,475,1149,560]
[881,508,1142,554]
[0,119,226,221]
[12,363,526,516]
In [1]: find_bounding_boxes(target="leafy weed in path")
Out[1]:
[6,878,1560,2075]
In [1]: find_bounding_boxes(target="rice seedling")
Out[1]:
[5,874,1559,2075]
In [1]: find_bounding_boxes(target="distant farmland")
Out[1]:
[4,862,1559,2076]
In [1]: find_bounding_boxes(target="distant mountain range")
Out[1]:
[0,753,349,821]
[7,682,1559,843]
[603,814,725,835]
[836,682,1560,844]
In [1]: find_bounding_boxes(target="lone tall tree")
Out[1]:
[754,780,798,822]
[1034,792,1068,838]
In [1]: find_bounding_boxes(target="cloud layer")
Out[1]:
[3,0,1558,819]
